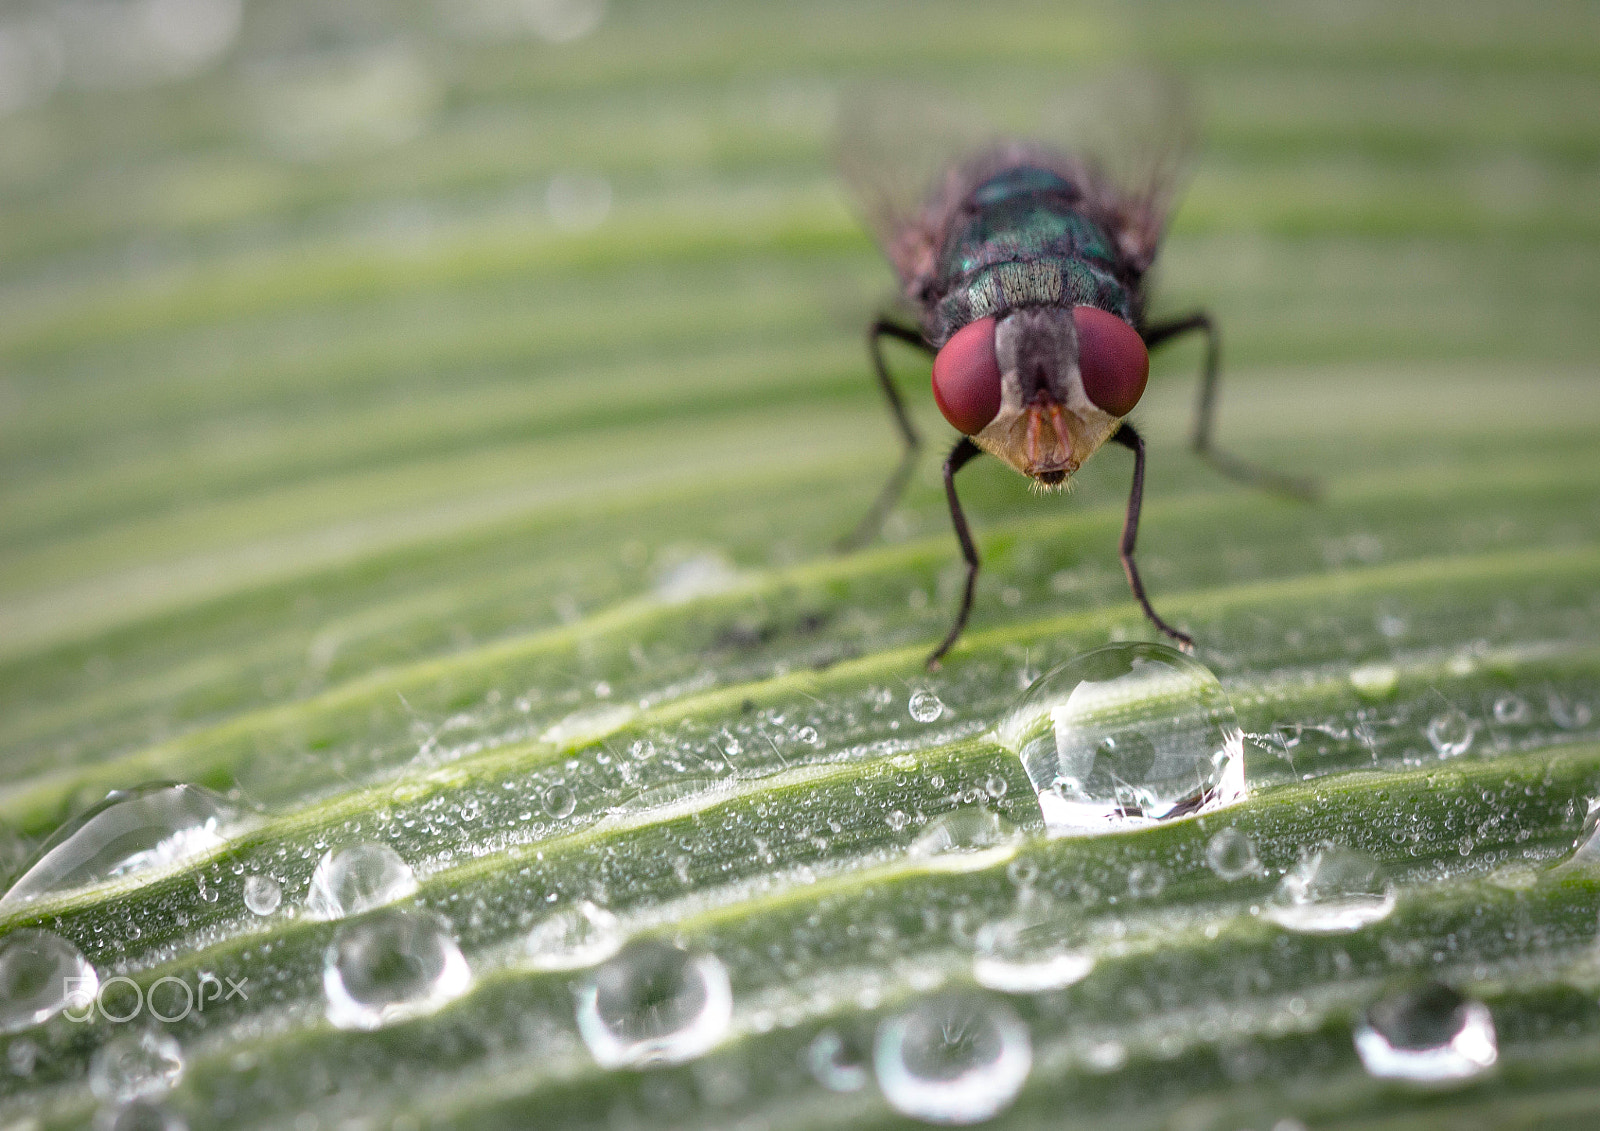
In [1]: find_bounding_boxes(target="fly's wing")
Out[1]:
[836,73,1196,292]
[1029,70,1198,274]
[836,85,1000,300]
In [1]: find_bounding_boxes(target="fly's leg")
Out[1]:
[927,437,983,670]
[1143,313,1318,501]
[836,319,933,552]
[1110,424,1194,652]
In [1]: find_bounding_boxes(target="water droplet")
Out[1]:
[806,1027,870,1092]
[908,811,1016,860]
[1206,827,1262,880]
[1263,845,1396,933]
[1491,695,1529,725]
[1547,691,1592,730]
[541,783,577,819]
[1353,982,1497,1082]
[0,929,97,1033]
[0,784,234,910]
[972,915,1093,993]
[525,901,623,970]
[886,810,910,833]
[983,775,1008,800]
[322,908,471,1030]
[874,992,1031,1124]
[97,1100,186,1131]
[997,643,1245,835]
[1348,663,1399,699]
[1425,712,1476,758]
[305,843,418,920]
[89,1030,184,1103]
[909,690,945,723]
[797,726,821,746]
[1126,862,1165,899]
[575,940,731,1068]
[242,874,281,916]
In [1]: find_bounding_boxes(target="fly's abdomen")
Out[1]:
[926,166,1134,344]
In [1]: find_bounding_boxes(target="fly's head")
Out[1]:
[931,306,1149,489]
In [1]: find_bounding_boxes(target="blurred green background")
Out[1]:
[1,0,1599,1127]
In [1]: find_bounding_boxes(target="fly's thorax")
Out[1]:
[973,307,1122,488]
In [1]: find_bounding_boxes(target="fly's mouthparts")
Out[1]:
[1023,401,1074,478]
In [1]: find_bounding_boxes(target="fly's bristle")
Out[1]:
[1028,473,1073,495]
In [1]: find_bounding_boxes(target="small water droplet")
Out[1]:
[972,914,1093,993]
[908,811,1015,860]
[1126,862,1165,899]
[1425,712,1476,758]
[575,939,731,1068]
[1491,695,1529,725]
[797,726,821,746]
[909,690,945,723]
[0,930,97,1033]
[997,643,1245,835]
[983,775,1008,800]
[1206,827,1262,880]
[874,992,1031,1124]
[1263,845,1396,933]
[806,1027,870,1092]
[89,1030,183,1103]
[1353,982,1497,1082]
[1547,691,1592,730]
[542,783,577,818]
[886,810,910,833]
[305,843,418,920]
[0,784,234,910]
[242,875,281,916]
[525,901,623,970]
[322,908,471,1030]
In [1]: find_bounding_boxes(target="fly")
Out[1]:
[837,79,1313,668]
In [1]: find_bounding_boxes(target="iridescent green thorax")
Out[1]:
[928,166,1135,345]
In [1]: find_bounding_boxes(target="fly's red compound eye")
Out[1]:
[1073,306,1149,418]
[931,316,1002,435]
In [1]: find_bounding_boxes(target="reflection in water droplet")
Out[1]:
[323,908,471,1030]
[972,914,1093,994]
[997,643,1245,835]
[807,1027,870,1092]
[874,992,1031,1124]
[97,1099,187,1131]
[1263,845,1396,933]
[575,940,731,1068]
[1354,982,1497,1082]
[1425,712,1476,757]
[525,901,623,970]
[0,929,97,1033]
[908,811,1015,860]
[89,1030,184,1103]
[541,783,577,819]
[242,874,281,916]
[909,690,945,723]
[1492,695,1529,725]
[305,843,418,920]
[1206,827,1262,880]
[0,784,234,910]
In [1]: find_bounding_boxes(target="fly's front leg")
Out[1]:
[836,319,932,552]
[1143,312,1318,501]
[927,437,983,670]
[1110,424,1194,652]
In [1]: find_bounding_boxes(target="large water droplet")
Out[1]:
[0,784,233,910]
[242,874,281,916]
[909,690,945,723]
[997,643,1245,835]
[1425,711,1476,757]
[971,913,1093,993]
[575,939,731,1068]
[1205,827,1263,880]
[807,1027,871,1092]
[322,908,471,1030]
[89,1030,184,1103]
[525,901,623,970]
[1353,983,1497,1082]
[1263,845,1396,933]
[0,929,97,1033]
[305,843,418,920]
[874,992,1031,1124]
[908,810,1016,861]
